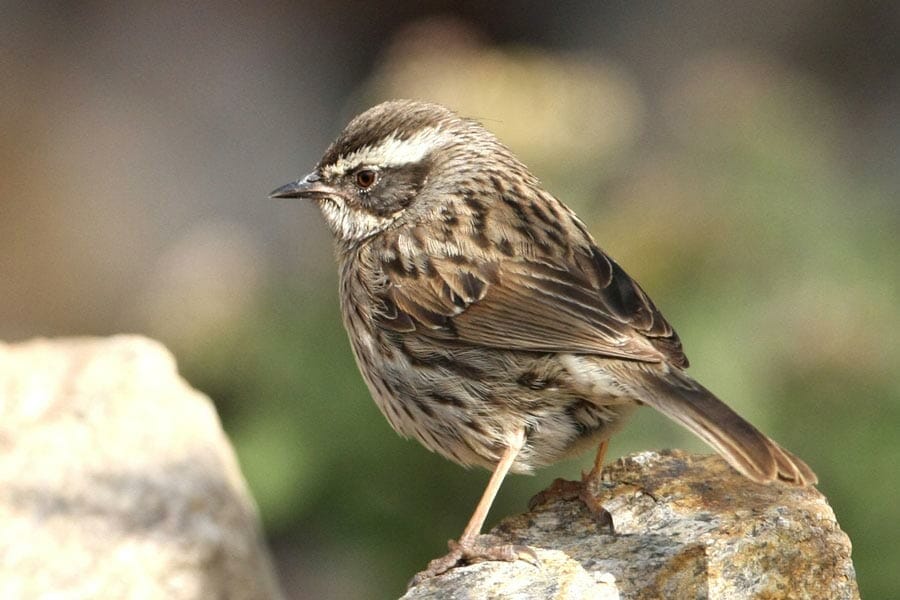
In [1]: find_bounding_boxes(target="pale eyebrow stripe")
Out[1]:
[326,127,452,175]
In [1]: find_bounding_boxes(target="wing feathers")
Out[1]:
[379,241,685,365]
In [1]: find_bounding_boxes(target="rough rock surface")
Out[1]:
[0,336,283,600]
[404,450,858,600]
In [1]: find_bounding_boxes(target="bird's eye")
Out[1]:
[355,169,378,189]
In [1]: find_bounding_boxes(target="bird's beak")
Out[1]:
[269,171,332,199]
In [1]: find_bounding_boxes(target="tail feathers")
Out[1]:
[772,443,818,486]
[635,367,817,486]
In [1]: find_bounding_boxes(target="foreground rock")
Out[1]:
[404,450,858,600]
[0,336,283,600]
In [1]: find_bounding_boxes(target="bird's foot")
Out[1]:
[408,535,539,587]
[528,477,614,532]
[527,477,584,509]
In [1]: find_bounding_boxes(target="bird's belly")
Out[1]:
[346,331,639,474]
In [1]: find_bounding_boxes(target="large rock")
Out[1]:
[404,450,858,600]
[0,336,283,600]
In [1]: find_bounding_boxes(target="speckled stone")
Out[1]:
[403,450,858,600]
[0,336,283,600]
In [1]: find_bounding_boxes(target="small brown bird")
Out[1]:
[271,100,816,580]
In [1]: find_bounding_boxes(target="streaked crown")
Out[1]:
[319,100,460,175]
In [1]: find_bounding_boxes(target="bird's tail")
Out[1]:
[632,365,817,486]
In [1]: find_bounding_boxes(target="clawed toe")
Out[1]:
[527,477,584,510]
[577,485,615,532]
[408,536,540,587]
[528,477,615,533]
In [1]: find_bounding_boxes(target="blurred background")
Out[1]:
[2,1,898,597]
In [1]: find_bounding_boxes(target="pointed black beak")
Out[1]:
[269,171,332,199]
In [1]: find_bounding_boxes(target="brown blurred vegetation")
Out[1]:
[2,2,897,598]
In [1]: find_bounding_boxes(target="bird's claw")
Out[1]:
[408,536,540,588]
[528,477,615,533]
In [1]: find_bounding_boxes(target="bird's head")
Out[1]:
[270,100,521,248]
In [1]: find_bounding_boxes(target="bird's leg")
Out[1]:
[584,439,609,482]
[578,440,614,529]
[527,439,614,531]
[409,430,537,586]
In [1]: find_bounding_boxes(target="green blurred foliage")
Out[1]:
[181,45,897,599]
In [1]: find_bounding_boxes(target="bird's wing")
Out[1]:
[375,238,688,368]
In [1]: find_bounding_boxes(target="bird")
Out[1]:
[270,99,817,582]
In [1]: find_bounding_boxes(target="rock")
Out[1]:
[404,450,858,600]
[0,336,283,600]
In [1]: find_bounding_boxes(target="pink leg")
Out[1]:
[410,430,537,586]
[459,429,525,541]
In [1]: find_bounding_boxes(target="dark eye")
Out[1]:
[355,169,378,189]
